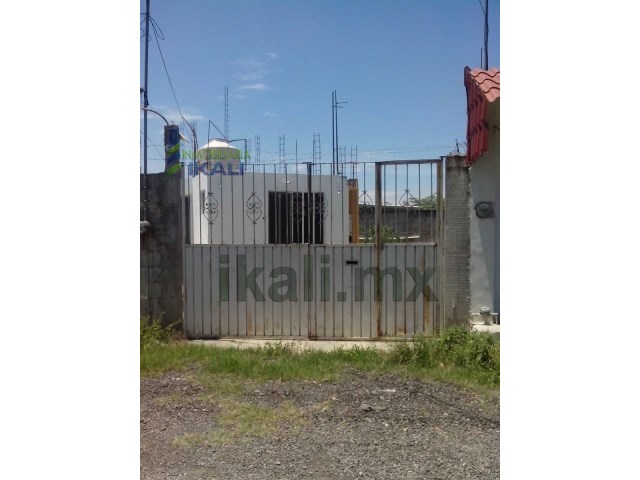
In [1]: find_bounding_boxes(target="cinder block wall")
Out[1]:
[443,155,471,326]
[140,173,183,326]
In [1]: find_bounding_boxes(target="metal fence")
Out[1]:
[182,159,444,339]
[185,244,438,339]
[183,160,442,246]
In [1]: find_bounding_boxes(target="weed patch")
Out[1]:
[140,316,176,350]
[142,328,499,389]
[389,327,500,385]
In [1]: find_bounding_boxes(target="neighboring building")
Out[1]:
[187,139,349,245]
[465,67,500,330]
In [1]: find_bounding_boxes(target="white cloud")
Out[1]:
[263,112,278,117]
[234,71,264,81]
[232,58,265,69]
[140,108,206,123]
[176,112,206,122]
[232,55,279,93]
[238,83,270,91]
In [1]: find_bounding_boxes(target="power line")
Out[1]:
[144,136,164,158]
[150,16,183,118]
[178,143,455,165]
[260,144,454,157]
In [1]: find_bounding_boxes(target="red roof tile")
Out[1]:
[465,67,500,164]
[467,68,500,102]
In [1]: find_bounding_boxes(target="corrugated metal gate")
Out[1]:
[182,159,443,339]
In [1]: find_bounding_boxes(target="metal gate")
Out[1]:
[182,159,443,339]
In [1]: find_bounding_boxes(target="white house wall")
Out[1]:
[189,173,208,244]
[189,171,349,245]
[469,102,500,316]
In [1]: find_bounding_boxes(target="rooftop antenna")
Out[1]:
[181,116,198,159]
[255,134,261,164]
[332,90,347,175]
[224,86,229,140]
[278,134,286,169]
[351,146,358,178]
[332,92,335,174]
[313,133,321,173]
[207,119,226,159]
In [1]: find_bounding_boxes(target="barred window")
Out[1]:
[268,192,325,244]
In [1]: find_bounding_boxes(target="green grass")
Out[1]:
[141,327,499,390]
[146,328,498,447]
[173,400,304,446]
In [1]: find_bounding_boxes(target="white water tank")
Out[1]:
[197,138,242,166]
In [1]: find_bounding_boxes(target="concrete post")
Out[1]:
[443,155,471,327]
[140,172,183,326]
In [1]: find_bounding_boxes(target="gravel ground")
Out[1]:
[141,370,499,479]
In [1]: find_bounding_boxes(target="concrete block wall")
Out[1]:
[140,173,183,326]
[443,155,471,327]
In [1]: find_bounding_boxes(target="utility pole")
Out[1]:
[142,0,150,222]
[483,0,489,69]
[141,0,152,319]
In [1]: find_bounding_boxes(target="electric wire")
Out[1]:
[149,16,183,119]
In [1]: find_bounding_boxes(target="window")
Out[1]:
[268,192,325,244]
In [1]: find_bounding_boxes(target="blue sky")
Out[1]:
[140,0,499,172]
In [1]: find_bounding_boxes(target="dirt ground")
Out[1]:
[141,370,499,479]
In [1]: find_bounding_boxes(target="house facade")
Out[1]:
[465,67,500,330]
[187,139,349,246]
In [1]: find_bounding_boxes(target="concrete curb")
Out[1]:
[188,339,395,352]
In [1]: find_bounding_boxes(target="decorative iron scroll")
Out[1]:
[290,193,305,225]
[359,189,374,207]
[246,192,263,224]
[359,189,374,221]
[398,188,418,207]
[314,194,328,221]
[203,193,219,224]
